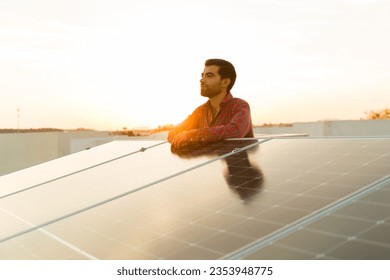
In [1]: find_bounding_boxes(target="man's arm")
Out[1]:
[167,110,200,143]
[171,101,253,149]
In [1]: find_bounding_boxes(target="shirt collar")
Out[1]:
[222,92,233,105]
[207,92,233,108]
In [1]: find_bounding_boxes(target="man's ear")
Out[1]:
[222,78,231,89]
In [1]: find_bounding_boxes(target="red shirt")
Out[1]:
[169,92,254,144]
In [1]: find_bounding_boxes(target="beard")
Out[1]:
[200,85,221,98]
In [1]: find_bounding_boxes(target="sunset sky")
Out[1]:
[1,0,389,130]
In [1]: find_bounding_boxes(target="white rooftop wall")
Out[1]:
[254,120,390,137]
[0,131,127,176]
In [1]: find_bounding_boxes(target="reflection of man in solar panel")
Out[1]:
[224,150,264,202]
[171,138,264,202]
[168,58,254,151]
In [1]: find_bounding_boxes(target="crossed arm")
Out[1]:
[168,102,253,150]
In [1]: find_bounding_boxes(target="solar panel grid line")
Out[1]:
[124,205,263,259]
[263,222,381,260]
[65,217,163,260]
[356,195,390,209]
[291,157,384,197]
[44,209,165,260]
[331,209,390,226]
[301,223,390,259]
[163,206,282,249]
[243,170,353,210]
[250,178,390,259]
[76,211,167,259]
[0,141,167,200]
[0,205,98,260]
[263,241,320,259]
[223,175,390,260]
[328,201,390,227]
[256,140,362,176]
[264,141,388,195]
[44,199,255,259]
[0,139,263,244]
[134,232,228,260]
[280,183,390,260]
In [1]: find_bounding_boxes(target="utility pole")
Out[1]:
[17,107,20,133]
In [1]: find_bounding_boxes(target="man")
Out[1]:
[168,58,254,150]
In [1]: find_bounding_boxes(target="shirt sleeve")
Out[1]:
[167,106,203,143]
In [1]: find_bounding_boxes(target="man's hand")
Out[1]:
[167,129,177,143]
[171,130,198,151]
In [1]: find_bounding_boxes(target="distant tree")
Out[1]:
[365,108,390,120]
[150,124,174,133]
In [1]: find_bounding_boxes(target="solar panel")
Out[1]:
[0,140,165,198]
[230,176,390,260]
[0,139,260,242]
[0,137,389,259]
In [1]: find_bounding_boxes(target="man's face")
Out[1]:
[200,65,224,98]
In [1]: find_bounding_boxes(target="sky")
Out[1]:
[0,0,389,130]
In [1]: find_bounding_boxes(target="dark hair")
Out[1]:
[205,58,236,92]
